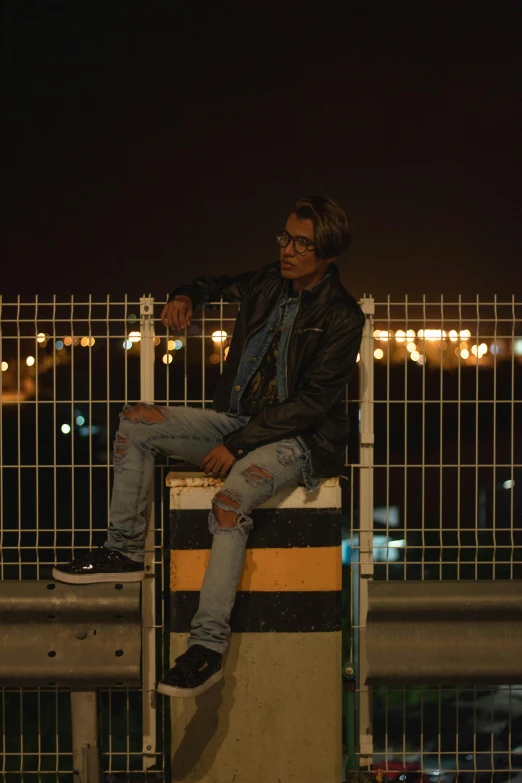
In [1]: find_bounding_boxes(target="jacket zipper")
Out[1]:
[286,292,318,477]
[285,291,301,399]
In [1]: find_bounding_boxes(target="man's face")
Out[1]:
[279,212,331,291]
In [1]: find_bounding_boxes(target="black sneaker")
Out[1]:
[157,644,223,698]
[52,546,145,584]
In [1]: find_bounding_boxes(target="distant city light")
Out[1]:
[490,343,501,355]
[395,330,406,343]
[449,330,458,342]
[79,425,100,437]
[374,348,384,360]
[503,479,515,489]
[167,339,175,350]
[460,349,469,359]
[459,329,471,339]
[418,329,446,340]
[406,342,417,352]
[471,343,488,358]
[406,330,416,340]
[129,331,141,343]
[64,336,73,346]
[1,362,8,371]
[410,351,420,362]
[127,313,137,324]
[55,340,64,350]
[379,330,391,342]
[153,336,161,346]
[61,423,71,434]
[174,340,182,350]
[76,415,85,426]
[514,339,522,357]
[123,340,132,350]
[209,354,220,364]
[162,354,173,364]
[212,330,228,343]
[36,333,46,343]
[417,355,426,365]
[81,337,95,347]
[26,356,35,366]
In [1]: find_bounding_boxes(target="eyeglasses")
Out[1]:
[276,230,315,255]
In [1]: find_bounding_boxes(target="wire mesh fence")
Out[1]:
[351,295,522,783]
[1,293,521,781]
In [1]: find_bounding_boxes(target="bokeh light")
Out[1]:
[212,330,228,343]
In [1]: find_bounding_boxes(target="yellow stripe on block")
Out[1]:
[170,546,342,592]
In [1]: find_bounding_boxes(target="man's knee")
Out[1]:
[212,490,242,528]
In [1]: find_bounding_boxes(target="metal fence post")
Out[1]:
[140,295,157,766]
[357,297,375,770]
[71,691,101,783]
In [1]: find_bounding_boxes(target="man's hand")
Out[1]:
[200,445,237,478]
[160,296,193,331]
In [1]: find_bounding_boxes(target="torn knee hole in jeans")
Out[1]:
[209,490,253,533]
[121,402,167,424]
[240,464,274,488]
[113,432,128,472]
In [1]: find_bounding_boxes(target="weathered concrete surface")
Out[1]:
[168,631,342,783]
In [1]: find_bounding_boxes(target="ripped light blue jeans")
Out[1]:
[105,403,321,654]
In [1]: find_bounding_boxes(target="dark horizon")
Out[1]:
[5,1,521,302]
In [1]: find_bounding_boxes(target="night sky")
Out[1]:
[5,1,521,303]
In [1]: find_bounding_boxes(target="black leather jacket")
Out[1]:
[169,260,365,477]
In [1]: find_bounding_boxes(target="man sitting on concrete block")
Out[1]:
[53,195,364,697]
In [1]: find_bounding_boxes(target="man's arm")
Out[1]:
[167,267,264,310]
[222,306,365,458]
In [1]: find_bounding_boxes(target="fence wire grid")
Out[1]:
[1,293,521,782]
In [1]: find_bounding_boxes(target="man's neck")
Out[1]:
[292,268,330,294]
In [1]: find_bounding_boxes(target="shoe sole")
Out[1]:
[51,568,145,584]
[157,668,224,698]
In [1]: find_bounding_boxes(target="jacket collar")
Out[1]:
[279,261,340,304]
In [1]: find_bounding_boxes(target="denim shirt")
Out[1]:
[226,274,330,493]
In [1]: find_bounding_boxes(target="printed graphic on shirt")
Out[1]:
[241,328,282,416]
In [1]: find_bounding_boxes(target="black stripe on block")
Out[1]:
[170,590,341,633]
[169,507,341,550]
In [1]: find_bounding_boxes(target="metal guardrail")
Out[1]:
[366,580,522,685]
[0,581,141,782]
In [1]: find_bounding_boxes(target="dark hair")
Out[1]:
[294,196,351,258]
